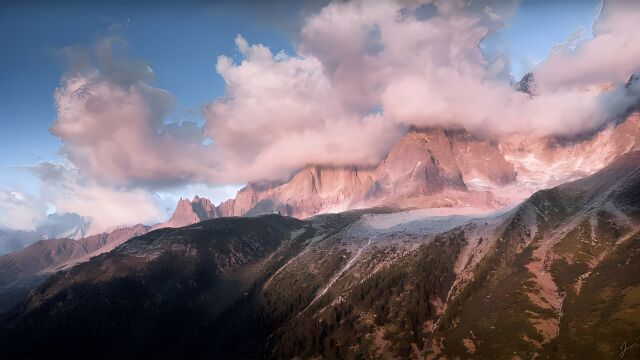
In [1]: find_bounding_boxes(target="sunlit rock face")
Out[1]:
[213,113,640,218]
[140,112,640,227]
[157,196,221,230]
[219,166,373,218]
[502,113,640,191]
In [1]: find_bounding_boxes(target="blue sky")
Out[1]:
[0,0,602,201]
[500,0,601,79]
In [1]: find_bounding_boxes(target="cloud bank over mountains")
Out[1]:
[54,0,640,186]
[2,0,640,233]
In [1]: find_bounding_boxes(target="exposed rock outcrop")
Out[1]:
[159,196,220,229]
[211,114,639,218]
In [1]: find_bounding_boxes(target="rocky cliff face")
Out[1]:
[43,113,635,247]
[356,127,515,209]
[157,196,221,229]
[219,166,373,218]
[191,195,220,219]
[212,127,517,218]
[212,113,640,218]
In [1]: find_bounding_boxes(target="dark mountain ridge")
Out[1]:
[0,151,638,359]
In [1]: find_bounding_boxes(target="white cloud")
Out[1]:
[51,57,220,188]
[5,0,640,232]
[297,0,639,138]
[203,34,403,182]
[51,0,640,190]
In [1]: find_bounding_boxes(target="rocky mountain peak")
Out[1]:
[156,113,640,223]
[163,196,218,229]
[516,71,536,96]
[191,195,218,220]
[625,73,639,89]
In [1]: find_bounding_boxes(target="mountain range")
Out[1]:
[0,212,90,255]
[210,113,640,218]
[0,147,638,359]
[0,113,639,358]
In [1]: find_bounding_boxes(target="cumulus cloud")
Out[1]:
[51,32,402,187]
[50,0,640,190]
[295,0,640,138]
[299,0,514,113]
[203,34,402,181]
[51,37,221,188]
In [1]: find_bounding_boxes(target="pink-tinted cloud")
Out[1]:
[297,0,638,138]
[46,0,640,190]
[51,39,221,188]
[203,35,403,182]
[3,0,638,233]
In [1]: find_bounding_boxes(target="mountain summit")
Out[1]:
[162,196,220,228]
[210,114,640,219]
[2,113,637,314]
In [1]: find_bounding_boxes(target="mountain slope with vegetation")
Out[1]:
[0,153,639,359]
